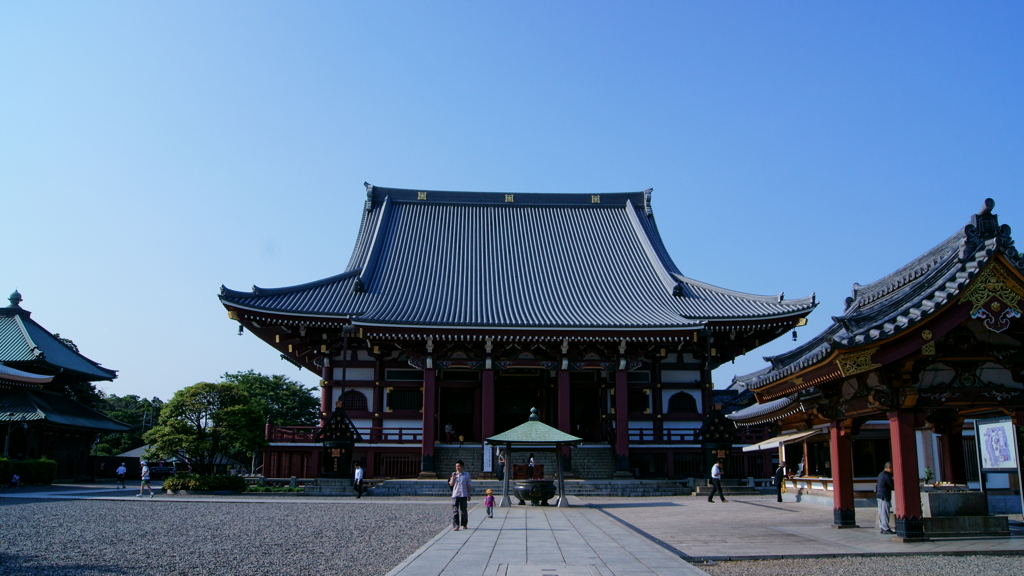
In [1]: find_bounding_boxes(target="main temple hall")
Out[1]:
[219,184,816,479]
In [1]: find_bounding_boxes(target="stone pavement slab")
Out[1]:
[587,496,1024,561]
[386,500,710,576]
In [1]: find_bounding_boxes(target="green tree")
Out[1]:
[143,382,264,476]
[95,393,163,456]
[220,370,319,426]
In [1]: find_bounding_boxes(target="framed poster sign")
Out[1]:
[976,417,1020,472]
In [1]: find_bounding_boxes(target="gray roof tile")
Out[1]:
[221,185,816,329]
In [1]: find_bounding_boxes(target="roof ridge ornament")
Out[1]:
[364,182,374,211]
[528,407,539,421]
[961,198,1014,263]
[8,289,22,308]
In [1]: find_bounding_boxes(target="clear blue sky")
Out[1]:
[3,2,1022,402]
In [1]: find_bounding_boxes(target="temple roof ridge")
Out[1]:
[736,198,1023,392]
[364,184,651,208]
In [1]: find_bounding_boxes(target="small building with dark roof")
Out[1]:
[729,199,1024,538]
[1,291,128,480]
[221,184,815,480]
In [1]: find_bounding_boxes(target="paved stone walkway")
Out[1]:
[587,496,1024,561]
[386,498,710,576]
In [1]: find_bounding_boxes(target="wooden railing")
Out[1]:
[627,428,769,444]
[266,426,422,444]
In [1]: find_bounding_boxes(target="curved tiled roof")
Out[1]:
[736,198,1024,391]
[0,388,129,431]
[0,304,117,381]
[726,396,801,425]
[221,185,816,330]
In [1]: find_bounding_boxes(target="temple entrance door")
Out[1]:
[495,369,552,433]
[438,387,476,443]
[570,383,602,441]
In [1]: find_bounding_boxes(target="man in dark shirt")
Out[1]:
[773,461,787,503]
[876,461,895,534]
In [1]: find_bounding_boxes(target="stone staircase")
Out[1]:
[353,478,692,498]
[570,445,617,480]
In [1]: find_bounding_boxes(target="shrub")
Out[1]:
[10,458,57,485]
[0,457,11,483]
[163,473,245,492]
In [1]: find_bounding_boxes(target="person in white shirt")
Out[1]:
[115,463,128,489]
[449,460,472,530]
[707,459,727,503]
[353,464,365,498]
[137,462,154,498]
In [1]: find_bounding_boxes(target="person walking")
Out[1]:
[527,454,535,479]
[449,459,472,531]
[137,462,154,498]
[876,461,895,534]
[707,459,727,503]
[115,462,127,489]
[445,422,454,444]
[773,461,787,503]
[353,463,364,498]
[484,488,495,518]
[496,450,505,482]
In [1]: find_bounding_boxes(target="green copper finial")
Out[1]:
[8,290,22,308]
[529,407,538,422]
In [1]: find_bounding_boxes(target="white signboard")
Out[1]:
[483,444,493,472]
[977,417,1019,472]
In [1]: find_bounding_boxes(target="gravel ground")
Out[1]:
[0,497,451,576]
[701,555,1024,576]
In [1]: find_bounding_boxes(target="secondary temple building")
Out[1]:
[220,185,815,479]
[1,291,128,479]
[729,199,1024,540]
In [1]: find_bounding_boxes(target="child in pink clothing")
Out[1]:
[484,489,495,518]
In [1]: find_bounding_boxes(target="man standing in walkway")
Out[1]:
[449,459,472,531]
[773,461,787,503]
[876,461,895,534]
[707,459,727,503]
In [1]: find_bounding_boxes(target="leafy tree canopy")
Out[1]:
[143,382,264,476]
[220,370,319,427]
[95,393,164,456]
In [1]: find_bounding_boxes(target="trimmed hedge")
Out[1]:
[0,457,57,486]
[163,473,246,492]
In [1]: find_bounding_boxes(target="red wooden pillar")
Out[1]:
[830,420,858,527]
[482,369,495,440]
[889,410,925,539]
[558,369,571,470]
[420,365,437,477]
[615,369,630,474]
